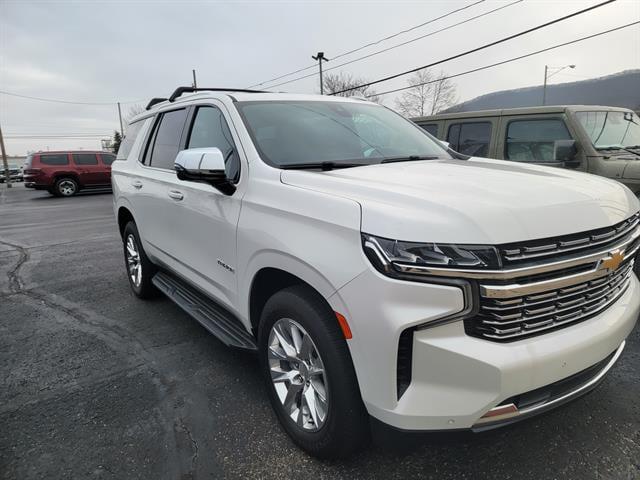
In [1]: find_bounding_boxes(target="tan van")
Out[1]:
[412,105,640,193]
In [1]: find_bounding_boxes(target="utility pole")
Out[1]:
[542,64,575,106]
[117,102,124,136]
[542,65,548,106]
[312,52,329,94]
[192,69,197,88]
[0,122,11,189]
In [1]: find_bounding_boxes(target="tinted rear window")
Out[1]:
[419,124,438,136]
[117,120,144,161]
[148,109,188,169]
[40,154,69,165]
[447,122,492,157]
[72,153,98,165]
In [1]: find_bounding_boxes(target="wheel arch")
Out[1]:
[117,206,135,239]
[54,173,81,187]
[247,263,335,337]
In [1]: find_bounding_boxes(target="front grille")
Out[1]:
[500,212,640,266]
[467,260,634,341]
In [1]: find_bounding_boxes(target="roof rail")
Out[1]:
[168,86,266,102]
[145,97,168,110]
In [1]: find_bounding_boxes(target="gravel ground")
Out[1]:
[1,183,639,480]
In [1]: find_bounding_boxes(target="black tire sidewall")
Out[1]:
[258,285,369,458]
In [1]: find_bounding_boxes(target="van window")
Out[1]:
[117,120,144,161]
[72,153,98,165]
[419,124,438,136]
[40,154,69,165]
[100,153,116,165]
[506,119,571,162]
[187,106,240,182]
[147,109,188,170]
[447,122,491,156]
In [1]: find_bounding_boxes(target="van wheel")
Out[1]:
[54,177,78,197]
[122,221,158,299]
[258,285,370,459]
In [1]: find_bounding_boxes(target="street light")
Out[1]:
[542,64,576,105]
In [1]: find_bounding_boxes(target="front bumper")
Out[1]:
[330,268,639,431]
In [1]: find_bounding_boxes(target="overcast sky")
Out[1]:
[1,0,639,155]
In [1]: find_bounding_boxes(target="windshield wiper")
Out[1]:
[280,161,372,171]
[380,155,441,164]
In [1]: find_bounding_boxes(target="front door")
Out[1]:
[164,102,244,309]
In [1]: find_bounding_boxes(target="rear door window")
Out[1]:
[419,124,438,136]
[40,154,69,165]
[186,106,240,182]
[147,109,188,170]
[447,122,491,156]
[505,119,572,162]
[72,153,98,165]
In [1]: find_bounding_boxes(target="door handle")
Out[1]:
[132,181,143,189]
[168,190,184,201]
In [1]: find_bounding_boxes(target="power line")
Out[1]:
[261,0,523,90]
[331,0,617,95]
[245,0,487,89]
[370,21,640,98]
[0,90,144,105]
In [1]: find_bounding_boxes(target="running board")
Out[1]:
[152,271,257,351]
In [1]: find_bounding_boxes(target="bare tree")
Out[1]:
[394,69,434,118]
[394,68,457,117]
[430,71,457,114]
[323,72,381,103]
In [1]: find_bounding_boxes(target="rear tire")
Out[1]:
[54,177,78,197]
[258,285,370,459]
[122,221,158,299]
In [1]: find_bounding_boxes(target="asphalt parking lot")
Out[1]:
[1,183,639,480]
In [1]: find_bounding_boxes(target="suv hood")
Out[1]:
[280,158,639,244]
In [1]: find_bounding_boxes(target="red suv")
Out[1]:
[23,151,116,197]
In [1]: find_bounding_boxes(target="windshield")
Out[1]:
[576,110,640,151]
[236,100,450,167]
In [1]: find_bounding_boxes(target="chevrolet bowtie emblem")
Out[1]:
[600,249,625,272]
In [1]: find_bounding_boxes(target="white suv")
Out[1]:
[112,87,640,458]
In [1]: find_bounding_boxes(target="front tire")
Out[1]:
[258,285,369,458]
[122,221,158,299]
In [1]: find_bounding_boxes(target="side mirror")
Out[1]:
[174,148,235,195]
[554,139,579,167]
[439,140,451,150]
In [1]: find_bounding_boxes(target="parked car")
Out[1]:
[113,87,639,458]
[23,150,116,196]
[412,105,640,193]
[0,162,23,183]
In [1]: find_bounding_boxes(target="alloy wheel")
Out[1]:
[268,318,329,431]
[125,234,142,287]
[58,180,76,196]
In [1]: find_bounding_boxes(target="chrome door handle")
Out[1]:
[168,190,184,201]
[132,181,143,189]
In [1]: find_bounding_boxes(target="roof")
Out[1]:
[132,90,374,122]
[34,150,112,154]
[411,105,634,122]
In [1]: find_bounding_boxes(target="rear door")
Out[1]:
[71,153,103,185]
[132,107,190,267]
[444,119,497,157]
[98,153,116,183]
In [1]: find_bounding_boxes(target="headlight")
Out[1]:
[362,233,501,276]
